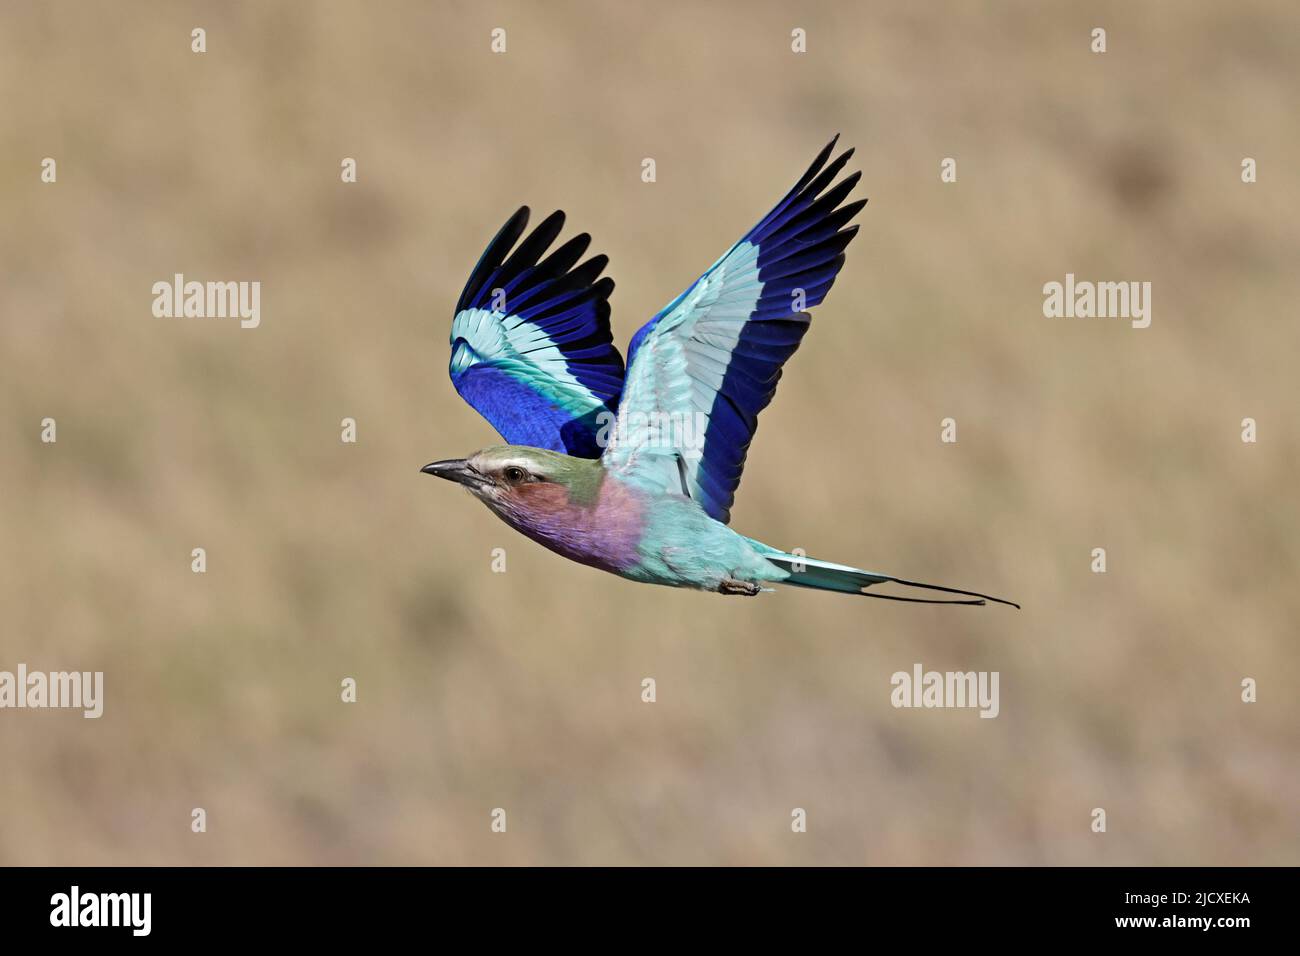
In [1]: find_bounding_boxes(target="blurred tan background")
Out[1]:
[1,0,1297,865]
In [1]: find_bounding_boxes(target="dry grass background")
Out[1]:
[1,0,1297,865]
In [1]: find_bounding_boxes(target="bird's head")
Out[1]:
[420,445,603,517]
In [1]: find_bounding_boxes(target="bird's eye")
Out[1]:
[503,466,527,483]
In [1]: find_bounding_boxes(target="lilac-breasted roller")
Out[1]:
[422,137,1018,607]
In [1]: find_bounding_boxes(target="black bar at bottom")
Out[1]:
[0,866,1282,942]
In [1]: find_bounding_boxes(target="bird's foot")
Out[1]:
[718,577,762,597]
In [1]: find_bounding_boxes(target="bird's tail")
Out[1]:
[747,540,1019,608]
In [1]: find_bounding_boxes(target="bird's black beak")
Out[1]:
[420,459,486,488]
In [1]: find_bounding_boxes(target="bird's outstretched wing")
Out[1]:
[449,207,625,458]
[603,137,864,523]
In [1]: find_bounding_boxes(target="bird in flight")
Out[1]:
[423,137,1018,607]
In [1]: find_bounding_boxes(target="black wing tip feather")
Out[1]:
[782,135,841,200]
[456,206,530,313]
[497,205,532,249]
[807,134,852,180]
[813,134,861,190]
[754,137,865,250]
[457,206,621,315]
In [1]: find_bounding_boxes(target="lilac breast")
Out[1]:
[500,472,646,573]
